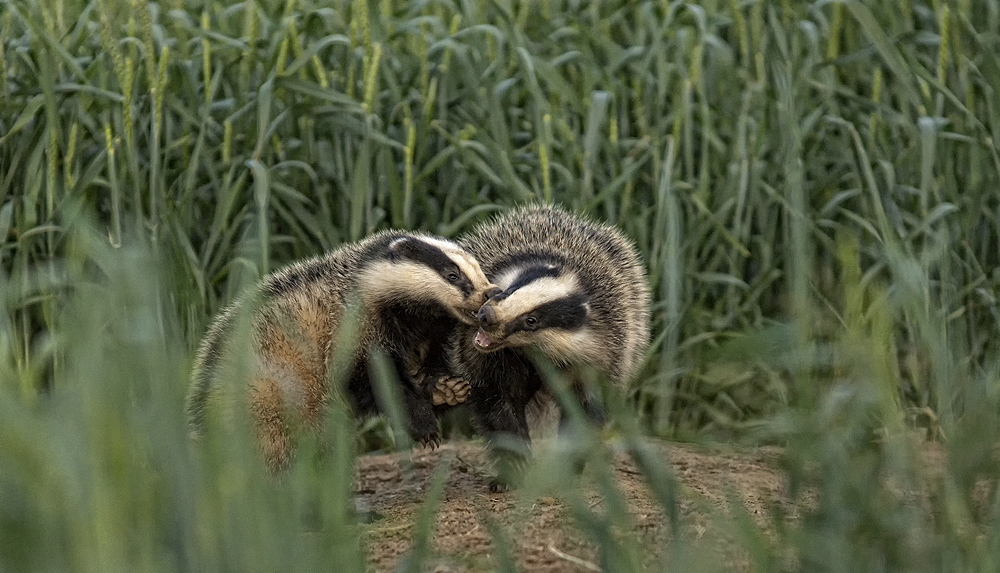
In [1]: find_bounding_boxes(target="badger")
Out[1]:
[187,231,499,470]
[448,204,651,490]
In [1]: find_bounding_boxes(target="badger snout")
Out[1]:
[484,287,503,301]
[477,304,498,327]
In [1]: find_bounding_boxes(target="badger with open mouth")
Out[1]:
[187,231,498,470]
[449,204,651,491]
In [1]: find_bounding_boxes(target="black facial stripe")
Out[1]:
[516,293,589,332]
[494,265,561,301]
[492,253,563,275]
[387,237,474,296]
[452,274,474,296]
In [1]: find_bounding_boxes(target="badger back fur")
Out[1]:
[187,231,497,470]
[450,204,651,489]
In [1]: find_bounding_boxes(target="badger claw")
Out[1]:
[418,434,441,450]
[489,478,512,493]
[432,376,470,406]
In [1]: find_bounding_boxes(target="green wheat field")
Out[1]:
[1,0,999,570]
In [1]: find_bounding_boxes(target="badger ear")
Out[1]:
[387,236,417,262]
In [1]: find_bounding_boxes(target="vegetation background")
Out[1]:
[1,0,998,570]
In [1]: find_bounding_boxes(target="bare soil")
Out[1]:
[357,439,798,571]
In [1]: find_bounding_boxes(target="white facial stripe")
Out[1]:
[492,273,579,323]
[358,260,461,304]
[492,266,526,290]
[417,235,462,254]
[493,263,561,292]
[449,251,491,290]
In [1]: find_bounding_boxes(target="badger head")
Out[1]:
[359,234,499,324]
[472,263,596,365]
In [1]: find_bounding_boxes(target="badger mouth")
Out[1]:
[452,307,482,326]
[473,328,505,352]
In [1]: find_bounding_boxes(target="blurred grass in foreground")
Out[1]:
[1,221,365,571]
[2,218,997,570]
[1,0,1000,570]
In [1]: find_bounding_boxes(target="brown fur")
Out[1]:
[188,231,496,470]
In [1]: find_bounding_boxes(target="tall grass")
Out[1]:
[2,0,1000,570]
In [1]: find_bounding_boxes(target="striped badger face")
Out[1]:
[360,235,499,325]
[472,263,592,363]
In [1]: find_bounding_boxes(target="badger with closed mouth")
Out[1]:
[187,231,499,470]
[449,204,651,490]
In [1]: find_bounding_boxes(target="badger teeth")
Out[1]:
[474,329,496,349]
[432,376,470,406]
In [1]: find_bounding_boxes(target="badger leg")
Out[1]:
[249,376,293,472]
[409,338,468,414]
[468,385,532,492]
[392,357,441,448]
[557,382,607,434]
[555,372,608,476]
[404,386,441,449]
[483,407,531,493]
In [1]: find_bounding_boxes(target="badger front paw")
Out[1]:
[405,394,440,449]
[432,376,470,406]
[416,432,441,450]
[488,478,512,493]
[408,419,440,449]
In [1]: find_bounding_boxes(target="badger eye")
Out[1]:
[447,272,460,283]
[524,316,538,329]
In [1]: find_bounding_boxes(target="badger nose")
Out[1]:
[484,287,503,301]
[477,304,497,326]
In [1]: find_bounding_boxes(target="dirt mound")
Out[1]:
[359,440,790,571]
